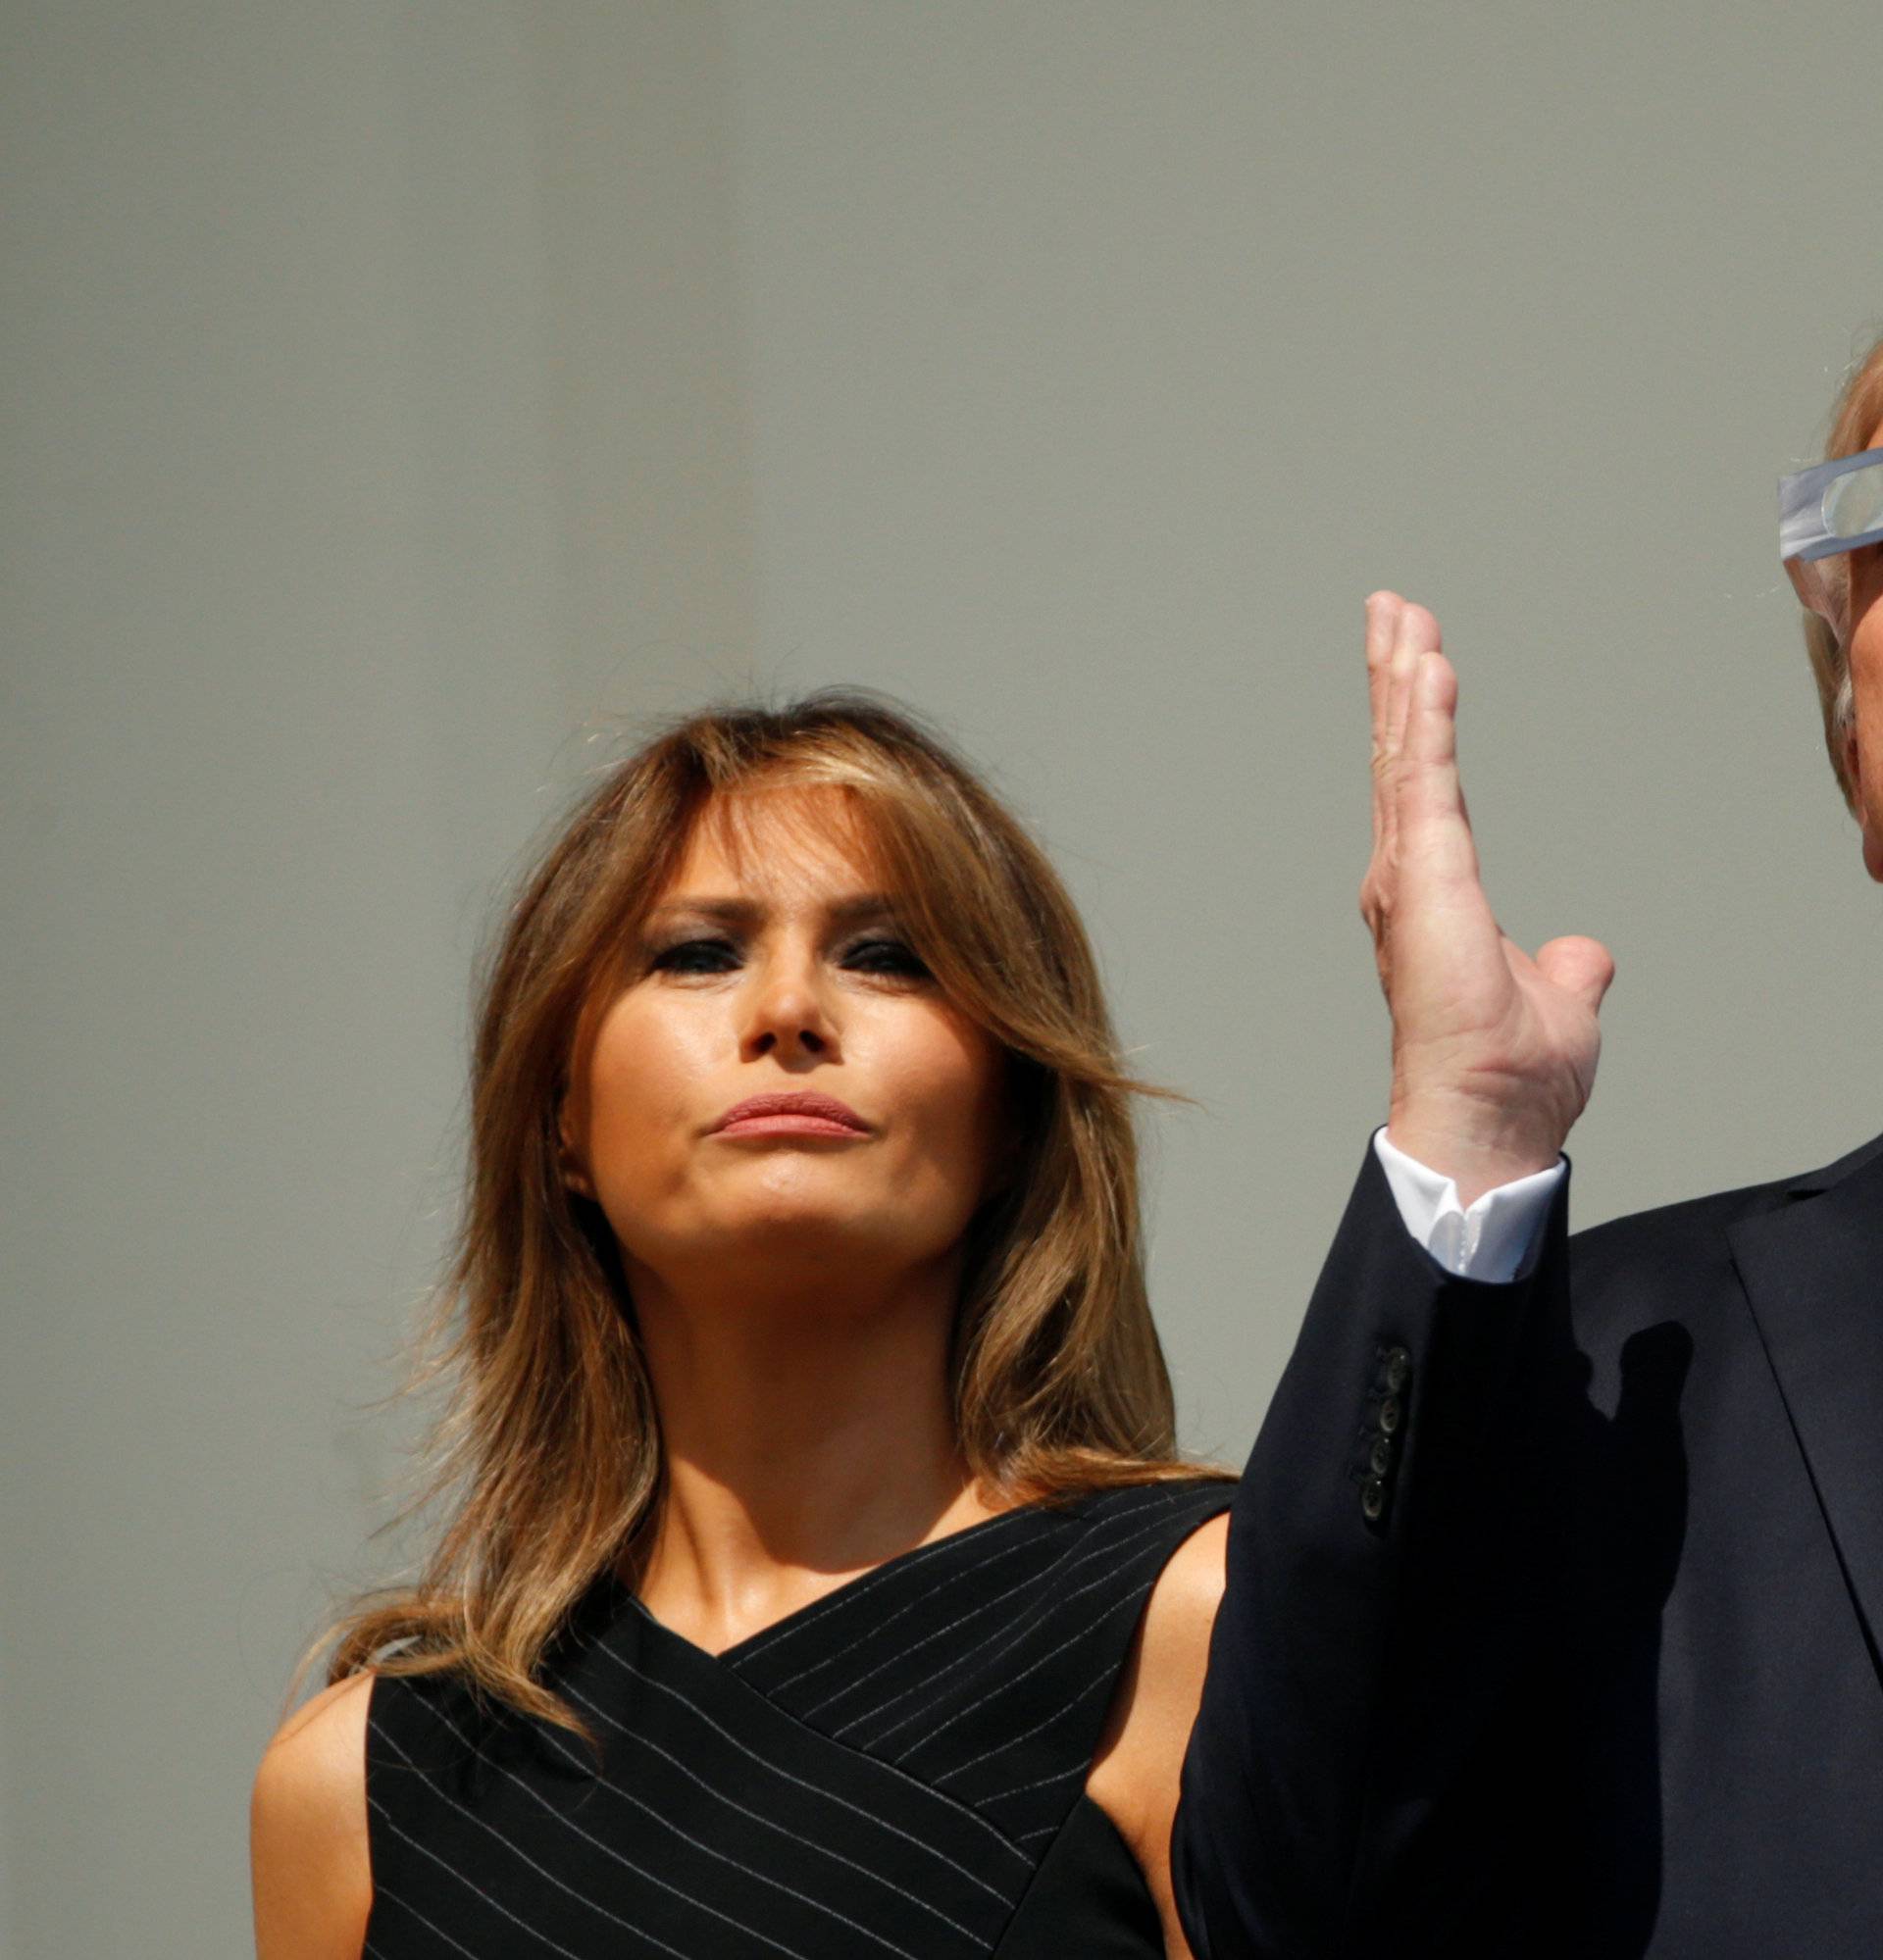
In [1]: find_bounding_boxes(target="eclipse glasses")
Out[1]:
[1779,445,1883,643]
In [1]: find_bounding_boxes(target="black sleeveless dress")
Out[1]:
[363,1475,1235,1957]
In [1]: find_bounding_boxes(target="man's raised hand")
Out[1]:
[1362,591,1614,1208]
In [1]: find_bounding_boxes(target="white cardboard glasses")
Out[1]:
[1779,445,1883,642]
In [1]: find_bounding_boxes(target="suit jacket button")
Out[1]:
[1368,1435,1394,1477]
[1378,1394,1402,1435]
[1361,1478,1386,1521]
[1384,1348,1411,1393]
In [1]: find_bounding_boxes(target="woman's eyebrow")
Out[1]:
[647,893,903,925]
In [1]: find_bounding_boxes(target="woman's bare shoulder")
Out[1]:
[250,1672,375,1959]
[1110,1506,1231,1746]
[1085,1507,1230,1955]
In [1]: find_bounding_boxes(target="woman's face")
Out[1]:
[562,784,1013,1306]
[1846,417,1883,878]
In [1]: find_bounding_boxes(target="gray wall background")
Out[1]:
[6,3,1880,1950]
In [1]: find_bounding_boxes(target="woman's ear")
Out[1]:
[557,1098,596,1200]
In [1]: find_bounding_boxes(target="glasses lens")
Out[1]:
[1823,460,1883,541]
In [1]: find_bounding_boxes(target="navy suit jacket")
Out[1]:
[1172,1131,1883,1958]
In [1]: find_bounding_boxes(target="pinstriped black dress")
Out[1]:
[362,1475,1235,1957]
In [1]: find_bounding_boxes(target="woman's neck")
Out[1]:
[622,1252,1004,1654]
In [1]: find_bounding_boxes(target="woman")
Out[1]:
[251,692,1244,1958]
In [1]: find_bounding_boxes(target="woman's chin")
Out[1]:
[721,1206,903,1257]
[695,1204,963,1282]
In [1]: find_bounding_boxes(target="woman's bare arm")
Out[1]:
[249,1672,375,1960]
[1088,1511,1231,1960]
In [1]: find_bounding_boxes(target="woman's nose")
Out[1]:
[738,946,838,1059]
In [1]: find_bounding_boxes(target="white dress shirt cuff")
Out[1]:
[1371,1126,1565,1283]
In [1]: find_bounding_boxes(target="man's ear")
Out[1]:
[1844,727,1883,883]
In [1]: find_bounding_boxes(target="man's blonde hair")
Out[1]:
[1802,327,1883,813]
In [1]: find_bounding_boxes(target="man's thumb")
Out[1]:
[1535,934,1616,1015]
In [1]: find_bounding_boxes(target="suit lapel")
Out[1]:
[1729,1141,1883,1669]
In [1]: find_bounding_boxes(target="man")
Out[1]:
[1172,331,1883,1958]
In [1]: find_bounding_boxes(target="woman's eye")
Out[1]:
[847,937,931,977]
[650,937,739,974]
[646,936,930,978]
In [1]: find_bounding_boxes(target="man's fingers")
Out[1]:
[1366,590,1400,761]
[1395,649,1481,888]
[1366,590,1400,853]
[1535,935,1617,1017]
[1403,649,1457,765]
[1386,601,1441,760]
[1382,603,1439,865]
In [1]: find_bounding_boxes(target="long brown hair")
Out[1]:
[1800,323,1883,812]
[281,686,1232,1756]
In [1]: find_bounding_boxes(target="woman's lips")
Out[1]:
[709,1089,872,1135]
[713,1112,871,1137]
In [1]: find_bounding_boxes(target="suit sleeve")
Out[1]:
[1170,1137,1576,1957]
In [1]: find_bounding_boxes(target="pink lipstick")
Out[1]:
[710,1089,872,1137]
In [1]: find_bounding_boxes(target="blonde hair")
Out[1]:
[1801,325,1883,812]
[280,686,1231,1756]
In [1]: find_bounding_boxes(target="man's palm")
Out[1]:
[1362,591,1612,1203]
